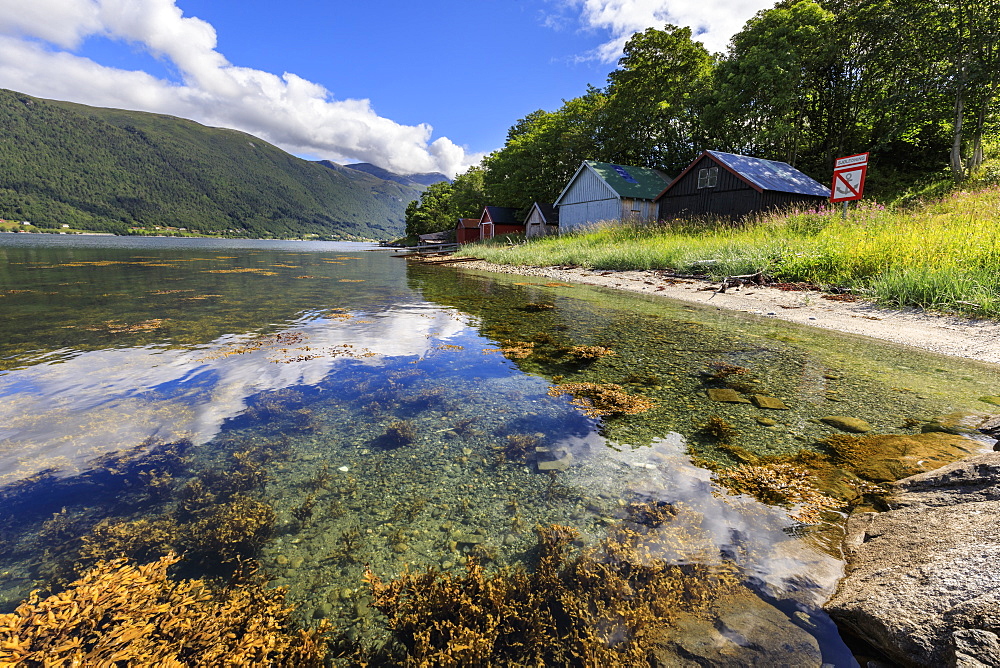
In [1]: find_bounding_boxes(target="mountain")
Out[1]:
[340,162,450,188]
[0,89,426,239]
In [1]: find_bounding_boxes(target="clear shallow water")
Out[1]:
[2,235,999,664]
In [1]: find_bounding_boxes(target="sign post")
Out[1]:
[831,152,869,218]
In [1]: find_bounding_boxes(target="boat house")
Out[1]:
[554,161,671,233]
[478,206,523,240]
[455,218,480,244]
[656,151,830,220]
[524,203,559,238]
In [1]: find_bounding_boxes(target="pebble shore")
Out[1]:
[457,260,1000,365]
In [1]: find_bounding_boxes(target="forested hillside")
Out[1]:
[407,0,999,235]
[0,89,429,238]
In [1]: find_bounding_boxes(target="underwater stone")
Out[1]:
[921,412,982,436]
[756,417,778,427]
[537,452,573,472]
[751,395,789,410]
[707,388,750,403]
[820,416,873,433]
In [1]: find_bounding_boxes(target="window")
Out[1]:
[697,167,718,188]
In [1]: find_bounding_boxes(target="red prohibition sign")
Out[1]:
[831,165,867,203]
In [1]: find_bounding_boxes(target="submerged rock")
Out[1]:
[751,395,789,410]
[822,432,982,483]
[660,588,824,666]
[825,453,1000,667]
[819,416,872,433]
[921,411,985,436]
[707,388,750,404]
[537,451,573,472]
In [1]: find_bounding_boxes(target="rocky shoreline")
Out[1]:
[455,260,1000,667]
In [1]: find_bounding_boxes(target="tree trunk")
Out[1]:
[968,104,986,173]
[950,67,967,180]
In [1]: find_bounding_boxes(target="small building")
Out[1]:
[554,160,671,233]
[417,230,452,248]
[524,203,559,238]
[656,151,830,220]
[455,218,480,244]
[478,206,524,240]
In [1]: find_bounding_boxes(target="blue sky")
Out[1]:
[0,0,774,175]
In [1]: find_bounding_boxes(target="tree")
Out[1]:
[704,1,843,170]
[482,88,606,210]
[404,181,456,238]
[404,168,487,238]
[599,25,712,173]
[844,0,1000,179]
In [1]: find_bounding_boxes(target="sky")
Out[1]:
[0,0,775,176]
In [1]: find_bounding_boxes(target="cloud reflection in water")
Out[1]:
[0,304,469,484]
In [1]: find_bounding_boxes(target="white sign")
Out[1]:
[835,152,869,169]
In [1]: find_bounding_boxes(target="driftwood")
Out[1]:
[711,271,769,296]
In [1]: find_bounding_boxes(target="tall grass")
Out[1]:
[461,185,1000,317]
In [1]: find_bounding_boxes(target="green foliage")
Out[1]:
[405,167,485,237]
[601,25,713,173]
[482,88,607,210]
[704,1,842,171]
[0,89,425,239]
[473,3,1000,211]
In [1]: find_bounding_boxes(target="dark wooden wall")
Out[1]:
[657,156,827,220]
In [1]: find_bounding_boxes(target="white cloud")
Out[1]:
[565,0,776,60]
[0,0,475,175]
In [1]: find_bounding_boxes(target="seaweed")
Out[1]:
[0,554,328,666]
[362,522,740,666]
[547,383,655,418]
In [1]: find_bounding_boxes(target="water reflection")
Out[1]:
[0,304,469,483]
[4,236,997,664]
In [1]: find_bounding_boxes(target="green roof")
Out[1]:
[586,161,671,199]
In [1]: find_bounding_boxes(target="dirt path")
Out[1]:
[457,261,1000,366]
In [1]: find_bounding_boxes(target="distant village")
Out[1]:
[418,150,830,248]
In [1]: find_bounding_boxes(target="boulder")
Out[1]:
[891,452,1000,508]
[825,453,1000,667]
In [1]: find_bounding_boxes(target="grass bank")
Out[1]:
[461,185,1000,317]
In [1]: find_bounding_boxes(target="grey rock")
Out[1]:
[825,454,1000,667]
[953,629,1000,668]
[979,415,1000,438]
[890,452,1000,509]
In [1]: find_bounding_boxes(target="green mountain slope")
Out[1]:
[0,89,428,238]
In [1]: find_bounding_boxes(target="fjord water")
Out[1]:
[2,235,998,664]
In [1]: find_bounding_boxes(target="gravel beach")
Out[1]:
[457,260,1000,366]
